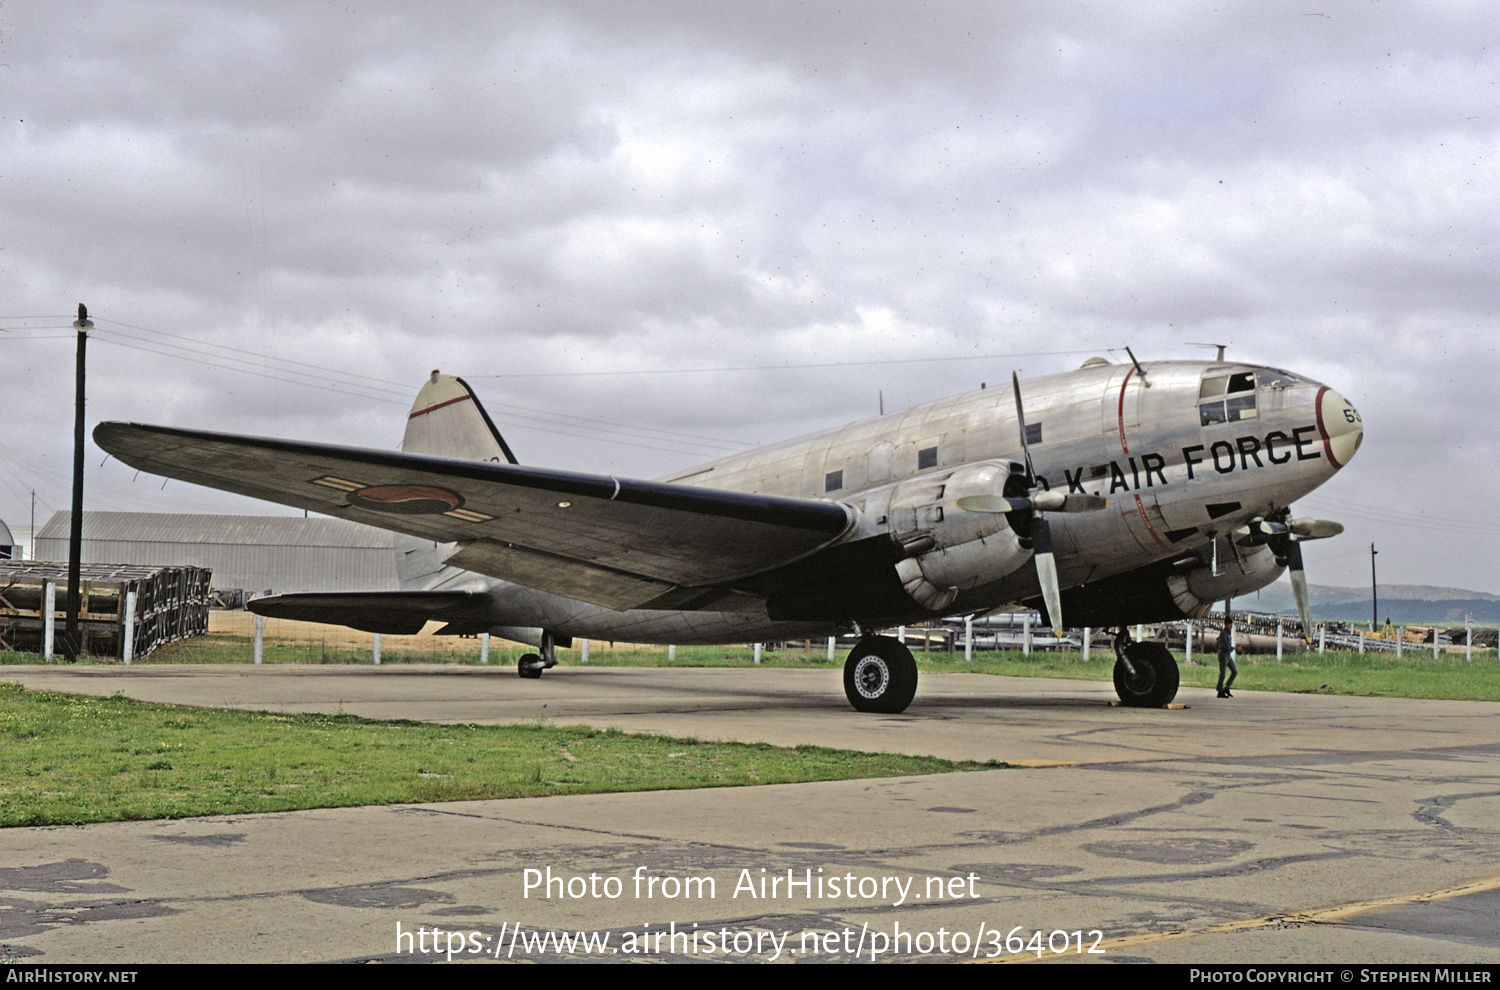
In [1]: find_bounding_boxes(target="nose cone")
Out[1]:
[1317,387,1363,469]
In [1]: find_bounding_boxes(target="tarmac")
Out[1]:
[4,661,1499,965]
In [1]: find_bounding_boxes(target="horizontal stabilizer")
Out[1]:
[248,590,476,635]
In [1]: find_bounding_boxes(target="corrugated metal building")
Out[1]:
[35,512,399,593]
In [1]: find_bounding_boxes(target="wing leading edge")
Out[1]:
[93,422,854,610]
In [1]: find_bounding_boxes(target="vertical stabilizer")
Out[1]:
[401,372,518,464]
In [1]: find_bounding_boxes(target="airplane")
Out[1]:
[93,354,1362,714]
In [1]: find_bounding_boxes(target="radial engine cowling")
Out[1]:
[892,460,1033,611]
[1166,541,1286,619]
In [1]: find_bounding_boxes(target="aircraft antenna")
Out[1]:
[1188,342,1229,362]
[1124,346,1150,387]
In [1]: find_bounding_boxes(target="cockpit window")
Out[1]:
[1199,370,1258,425]
[1257,367,1313,389]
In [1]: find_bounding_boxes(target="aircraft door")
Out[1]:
[1101,364,1176,555]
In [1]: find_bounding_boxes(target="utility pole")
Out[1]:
[63,304,91,662]
[1369,543,1378,632]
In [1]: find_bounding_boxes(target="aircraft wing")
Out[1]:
[94,423,854,610]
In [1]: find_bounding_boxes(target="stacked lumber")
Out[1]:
[0,561,212,660]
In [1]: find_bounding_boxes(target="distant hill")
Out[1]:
[1242,582,1500,625]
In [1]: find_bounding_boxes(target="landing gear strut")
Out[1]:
[843,635,918,714]
[518,629,559,680]
[1111,628,1180,708]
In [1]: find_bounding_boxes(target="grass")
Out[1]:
[0,682,1004,828]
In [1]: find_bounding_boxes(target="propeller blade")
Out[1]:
[1290,518,1344,540]
[1031,515,1064,630]
[957,492,1107,514]
[1032,491,1108,513]
[956,494,1027,514]
[1010,371,1038,484]
[1285,537,1313,643]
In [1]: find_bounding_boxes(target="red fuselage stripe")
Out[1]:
[408,393,473,420]
[1312,385,1342,468]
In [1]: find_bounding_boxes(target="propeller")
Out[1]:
[953,373,1107,630]
[1239,511,1344,642]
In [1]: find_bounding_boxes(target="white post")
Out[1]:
[753,642,762,665]
[43,580,56,661]
[667,644,676,663]
[122,588,137,665]
[964,616,973,662]
[897,625,906,648]
[1022,613,1031,656]
[480,632,491,665]
[1082,626,1091,661]
[1396,628,1402,658]
[579,637,588,664]
[1466,616,1472,663]
[1433,629,1439,660]
[1319,625,1326,656]
[373,632,382,665]
[1275,619,1283,662]
[827,636,836,662]
[254,613,264,665]
[1185,622,1192,664]
[1358,630,1365,654]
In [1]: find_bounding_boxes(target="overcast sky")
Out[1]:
[3,1,1496,595]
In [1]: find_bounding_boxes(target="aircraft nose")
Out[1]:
[1317,387,1363,469]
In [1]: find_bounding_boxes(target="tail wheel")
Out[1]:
[1112,641,1180,707]
[843,636,918,714]
[518,654,545,679]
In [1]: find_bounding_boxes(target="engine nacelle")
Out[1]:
[886,460,1033,611]
[1166,541,1285,618]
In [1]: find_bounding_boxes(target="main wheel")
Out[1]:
[518,653,545,679]
[843,636,918,713]
[1112,641,1180,707]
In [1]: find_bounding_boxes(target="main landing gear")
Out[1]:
[843,635,918,714]
[1111,628,1180,708]
[517,630,559,680]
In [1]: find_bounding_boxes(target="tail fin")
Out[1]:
[401,371,518,464]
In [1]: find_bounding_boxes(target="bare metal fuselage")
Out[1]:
[402,359,1361,644]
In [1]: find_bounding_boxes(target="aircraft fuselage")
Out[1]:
[406,359,1362,645]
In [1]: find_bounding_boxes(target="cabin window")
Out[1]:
[1199,371,1258,426]
[918,446,938,469]
[824,470,843,492]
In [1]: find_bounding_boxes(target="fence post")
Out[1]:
[1082,626,1091,661]
[1022,613,1031,656]
[481,631,491,665]
[43,580,56,661]
[578,637,587,664]
[373,633,382,665]
[1275,619,1283,662]
[965,616,973,663]
[753,642,762,665]
[827,636,836,662]
[122,587,137,665]
[667,644,675,663]
[254,613,264,665]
